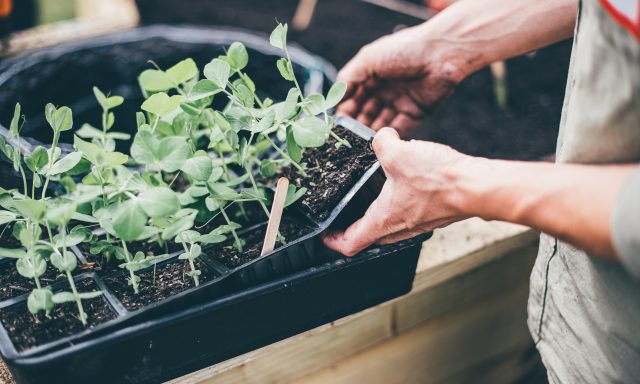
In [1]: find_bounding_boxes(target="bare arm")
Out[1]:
[337,0,578,134]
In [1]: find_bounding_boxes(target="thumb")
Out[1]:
[322,199,387,256]
[372,127,402,168]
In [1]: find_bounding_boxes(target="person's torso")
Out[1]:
[527,0,640,382]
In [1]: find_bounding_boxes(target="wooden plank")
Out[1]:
[292,280,534,384]
[167,305,395,384]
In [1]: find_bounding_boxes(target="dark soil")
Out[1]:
[206,219,314,269]
[0,260,64,302]
[0,279,117,352]
[279,126,377,221]
[104,258,218,311]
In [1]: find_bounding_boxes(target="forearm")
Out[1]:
[452,159,636,261]
[415,0,578,77]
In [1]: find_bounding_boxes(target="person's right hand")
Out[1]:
[336,25,469,137]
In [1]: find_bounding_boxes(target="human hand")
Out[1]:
[336,25,468,137]
[323,127,476,256]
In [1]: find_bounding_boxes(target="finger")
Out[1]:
[389,113,421,137]
[336,98,360,117]
[372,127,401,160]
[370,107,396,131]
[322,201,388,256]
[356,97,382,127]
[338,51,372,84]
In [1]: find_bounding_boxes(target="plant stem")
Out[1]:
[219,204,242,251]
[120,240,139,294]
[18,165,28,197]
[188,258,199,287]
[60,226,87,325]
[264,135,307,176]
[246,167,271,218]
[41,130,60,200]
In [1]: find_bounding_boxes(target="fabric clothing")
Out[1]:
[526,0,640,383]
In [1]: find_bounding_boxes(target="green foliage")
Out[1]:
[0,22,351,327]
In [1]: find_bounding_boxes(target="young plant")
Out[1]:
[44,202,102,325]
[174,229,226,287]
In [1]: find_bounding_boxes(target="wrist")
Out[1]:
[446,156,507,220]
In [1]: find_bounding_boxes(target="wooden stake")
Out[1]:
[261,177,289,256]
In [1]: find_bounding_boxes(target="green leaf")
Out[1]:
[227,42,249,70]
[305,93,326,115]
[52,291,76,304]
[45,104,73,133]
[326,81,347,109]
[198,232,226,245]
[46,151,82,176]
[207,183,241,201]
[269,23,288,50]
[166,58,198,85]
[136,112,147,128]
[13,198,46,221]
[137,187,179,217]
[93,87,122,110]
[188,79,222,101]
[259,159,277,178]
[138,69,173,92]
[45,202,76,227]
[292,116,331,148]
[130,131,191,172]
[0,247,25,259]
[175,230,201,244]
[286,126,302,163]
[278,88,300,121]
[9,103,20,138]
[285,185,307,207]
[77,291,104,300]
[75,136,128,167]
[0,210,16,225]
[161,212,196,240]
[50,250,77,272]
[17,253,47,279]
[112,199,147,242]
[233,83,254,108]
[27,289,54,315]
[24,146,48,174]
[252,109,275,133]
[141,92,184,117]
[204,59,231,89]
[276,58,295,81]
[181,153,213,181]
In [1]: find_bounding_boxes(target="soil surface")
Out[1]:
[0,279,116,352]
[0,261,64,302]
[104,258,218,311]
[207,219,314,269]
[280,126,377,221]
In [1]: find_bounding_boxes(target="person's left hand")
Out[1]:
[323,127,476,256]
